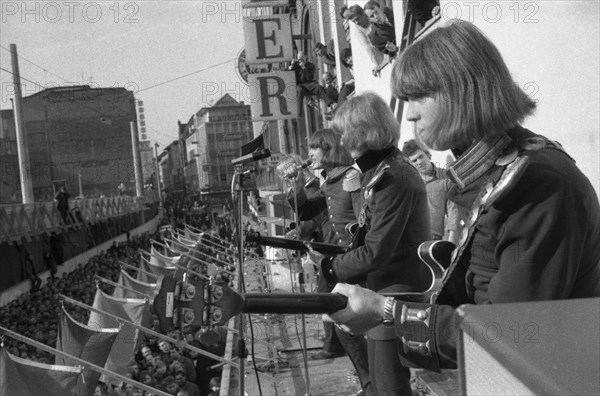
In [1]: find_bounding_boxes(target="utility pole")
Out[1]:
[130,121,143,197]
[10,44,34,203]
[154,142,163,206]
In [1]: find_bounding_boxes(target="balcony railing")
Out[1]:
[0,191,159,243]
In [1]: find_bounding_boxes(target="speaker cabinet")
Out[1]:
[457,298,600,395]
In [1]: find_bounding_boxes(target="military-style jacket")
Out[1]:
[393,127,600,371]
[290,166,361,247]
[323,147,432,294]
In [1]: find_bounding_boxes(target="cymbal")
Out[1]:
[261,217,294,227]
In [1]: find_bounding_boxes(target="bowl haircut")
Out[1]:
[333,92,400,153]
[392,20,536,150]
[308,128,354,168]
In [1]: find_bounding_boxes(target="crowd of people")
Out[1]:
[1,195,239,395]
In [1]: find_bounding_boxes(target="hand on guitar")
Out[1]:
[323,283,387,335]
[302,239,325,268]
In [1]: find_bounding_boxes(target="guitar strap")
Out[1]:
[435,135,572,306]
[352,161,390,250]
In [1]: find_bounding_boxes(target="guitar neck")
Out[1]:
[243,293,348,315]
[251,236,349,255]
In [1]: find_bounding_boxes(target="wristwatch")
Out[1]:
[382,296,396,327]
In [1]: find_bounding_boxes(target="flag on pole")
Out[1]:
[138,256,181,283]
[87,289,150,384]
[0,348,83,396]
[55,308,119,395]
[150,246,181,267]
[240,132,265,156]
[113,269,159,300]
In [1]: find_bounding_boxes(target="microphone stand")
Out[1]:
[231,164,246,396]
[288,175,312,396]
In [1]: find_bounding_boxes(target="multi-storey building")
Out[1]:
[183,94,254,200]
[0,85,138,201]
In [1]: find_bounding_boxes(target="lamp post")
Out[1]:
[154,143,163,206]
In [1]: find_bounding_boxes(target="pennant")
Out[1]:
[184,226,203,240]
[87,289,150,384]
[150,246,181,267]
[177,235,197,247]
[0,348,83,396]
[165,239,186,254]
[56,308,119,395]
[137,256,181,283]
[113,269,159,300]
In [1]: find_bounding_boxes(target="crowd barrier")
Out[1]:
[0,193,160,294]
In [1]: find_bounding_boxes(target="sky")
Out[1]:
[1,1,248,149]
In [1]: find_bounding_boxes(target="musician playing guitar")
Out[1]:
[321,96,432,396]
[325,21,600,373]
[281,129,373,394]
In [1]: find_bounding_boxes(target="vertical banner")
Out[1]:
[243,15,294,64]
[248,71,298,121]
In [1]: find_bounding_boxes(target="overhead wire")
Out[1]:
[2,47,239,143]
[0,44,72,83]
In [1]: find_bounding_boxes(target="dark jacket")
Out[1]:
[369,22,396,55]
[292,166,361,247]
[290,61,316,84]
[394,127,600,371]
[324,148,431,293]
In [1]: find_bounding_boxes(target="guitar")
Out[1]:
[245,230,350,256]
[152,240,455,332]
[152,276,348,331]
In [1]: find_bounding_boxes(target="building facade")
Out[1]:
[183,94,253,197]
[0,85,138,202]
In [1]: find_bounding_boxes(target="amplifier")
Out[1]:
[456,298,600,395]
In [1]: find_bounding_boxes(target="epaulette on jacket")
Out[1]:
[485,135,572,207]
[343,168,361,192]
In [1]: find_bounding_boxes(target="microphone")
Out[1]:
[231,148,271,165]
[300,158,313,169]
[285,159,313,179]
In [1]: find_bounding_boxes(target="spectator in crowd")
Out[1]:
[402,139,467,243]
[314,41,336,66]
[346,5,393,76]
[408,0,440,26]
[208,377,221,396]
[175,370,200,396]
[162,376,179,395]
[289,51,334,116]
[54,186,71,224]
[363,1,397,61]
[339,5,351,44]
[364,0,394,27]
[322,71,339,107]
